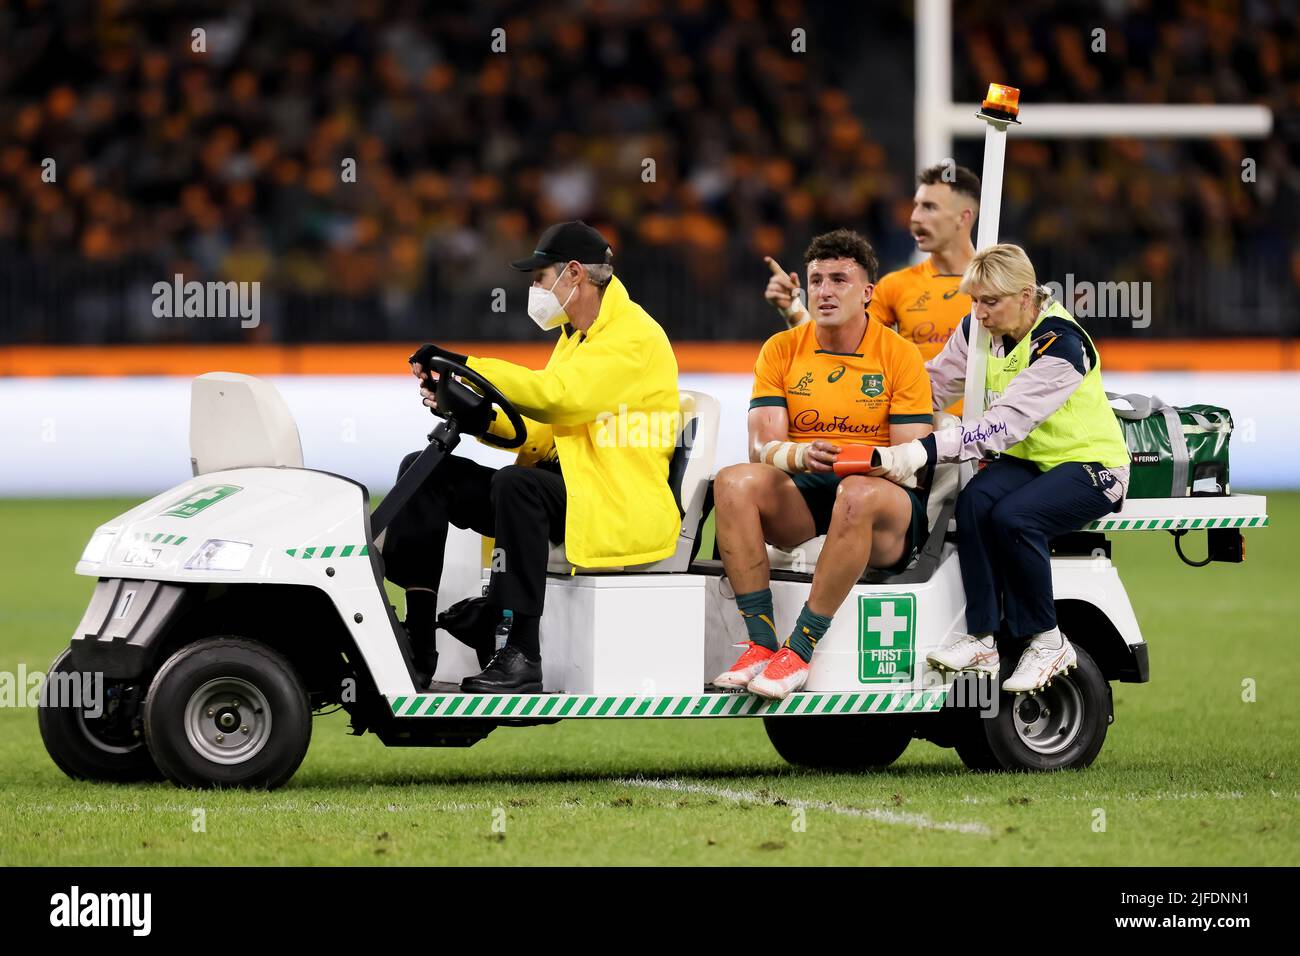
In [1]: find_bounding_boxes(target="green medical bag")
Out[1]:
[1108,393,1233,498]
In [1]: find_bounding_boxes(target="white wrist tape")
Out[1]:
[781,298,810,329]
[760,440,808,473]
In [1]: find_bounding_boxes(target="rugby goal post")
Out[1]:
[914,0,1274,487]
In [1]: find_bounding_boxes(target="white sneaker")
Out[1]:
[1002,635,1078,693]
[927,633,999,676]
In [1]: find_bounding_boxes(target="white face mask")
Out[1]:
[527,270,577,331]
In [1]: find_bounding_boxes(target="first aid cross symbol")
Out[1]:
[868,602,909,647]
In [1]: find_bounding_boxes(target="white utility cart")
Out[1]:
[39,366,1268,789]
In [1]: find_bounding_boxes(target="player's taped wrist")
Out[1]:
[780,296,810,328]
[760,440,809,473]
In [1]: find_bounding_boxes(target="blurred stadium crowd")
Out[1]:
[0,0,1296,344]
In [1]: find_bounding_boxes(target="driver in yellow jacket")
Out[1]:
[386,221,681,693]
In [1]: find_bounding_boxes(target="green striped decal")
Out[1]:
[388,688,948,719]
[126,531,187,547]
[285,544,370,558]
[1086,515,1268,532]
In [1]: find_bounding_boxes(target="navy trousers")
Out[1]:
[957,456,1120,639]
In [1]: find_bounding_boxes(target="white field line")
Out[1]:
[18,790,1294,817]
[618,777,992,836]
[957,790,1281,804]
[16,802,494,814]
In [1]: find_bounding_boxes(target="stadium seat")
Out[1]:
[765,412,961,577]
[546,390,720,575]
[189,372,304,476]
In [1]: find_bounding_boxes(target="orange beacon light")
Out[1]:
[977,83,1022,125]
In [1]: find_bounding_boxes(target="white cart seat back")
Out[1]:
[190,372,304,476]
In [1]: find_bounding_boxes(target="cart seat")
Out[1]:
[546,390,720,574]
[190,372,304,475]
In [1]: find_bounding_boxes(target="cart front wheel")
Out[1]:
[144,638,311,790]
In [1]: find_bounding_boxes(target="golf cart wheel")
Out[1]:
[143,638,311,790]
[38,648,162,783]
[980,643,1110,772]
[952,717,1003,772]
[764,714,912,770]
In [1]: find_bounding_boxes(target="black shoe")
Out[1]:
[460,645,543,694]
[403,623,439,691]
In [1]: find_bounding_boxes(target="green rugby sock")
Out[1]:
[786,604,833,663]
[735,588,779,652]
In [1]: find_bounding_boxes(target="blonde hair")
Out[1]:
[959,243,1053,310]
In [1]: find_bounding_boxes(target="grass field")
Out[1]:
[1,494,1297,866]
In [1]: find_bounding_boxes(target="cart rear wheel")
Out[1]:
[968,642,1111,772]
[764,714,912,770]
[953,717,1003,771]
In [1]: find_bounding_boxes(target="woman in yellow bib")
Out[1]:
[872,244,1131,693]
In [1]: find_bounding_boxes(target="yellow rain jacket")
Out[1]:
[468,276,681,567]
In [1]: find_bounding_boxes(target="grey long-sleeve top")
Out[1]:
[921,314,1128,506]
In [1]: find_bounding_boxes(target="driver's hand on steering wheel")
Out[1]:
[410,360,438,409]
[408,343,468,413]
[409,344,467,377]
[408,359,441,412]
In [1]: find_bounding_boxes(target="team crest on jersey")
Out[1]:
[789,371,814,396]
[827,365,845,383]
[860,373,884,397]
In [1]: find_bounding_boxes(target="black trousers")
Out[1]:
[381,454,567,617]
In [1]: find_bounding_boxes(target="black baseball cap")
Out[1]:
[510,220,613,271]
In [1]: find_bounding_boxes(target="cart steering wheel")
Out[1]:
[426,356,527,450]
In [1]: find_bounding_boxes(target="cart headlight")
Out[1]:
[80,529,119,565]
[185,539,253,571]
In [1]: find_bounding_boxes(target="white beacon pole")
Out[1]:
[959,83,1022,490]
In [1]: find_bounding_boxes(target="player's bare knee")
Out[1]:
[833,475,886,523]
[714,463,769,508]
